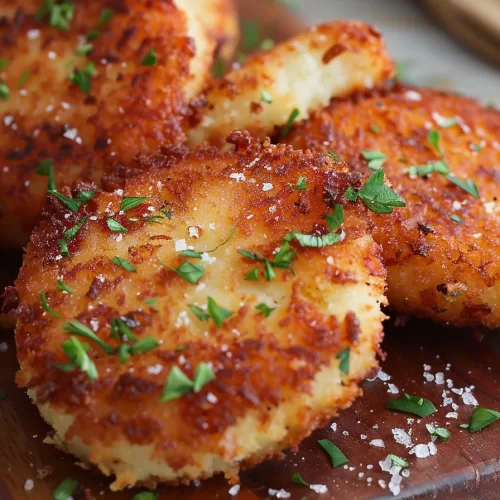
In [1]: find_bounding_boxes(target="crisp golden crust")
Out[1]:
[188,21,395,148]
[0,0,237,247]
[15,133,386,489]
[287,86,500,328]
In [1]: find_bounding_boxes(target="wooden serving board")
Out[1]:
[2,2,500,499]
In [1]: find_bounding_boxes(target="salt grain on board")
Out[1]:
[310,484,328,494]
[369,439,385,448]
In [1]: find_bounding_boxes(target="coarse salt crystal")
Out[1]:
[207,392,218,404]
[405,90,422,101]
[392,428,413,448]
[388,383,399,394]
[446,412,458,419]
[147,364,163,375]
[63,128,78,140]
[24,479,34,491]
[377,370,391,382]
[378,479,387,489]
[229,173,245,182]
[428,441,437,456]
[175,239,187,251]
[228,485,240,496]
[27,29,41,40]
[188,226,200,238]
[462,392,478,406]
[370,439,385,448]
[310,484,328,494]
[330,422,337,431]
[435,372,445,384]
[262,183,273,192]
[410,444,430,459]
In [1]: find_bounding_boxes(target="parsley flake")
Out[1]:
[50,190,95,213]
[58,239,70,257]
[408,160,450,177]
[35,159,56,192]
[141,48,158,66]
[389,454,409,467]
[111,256,136,273]
[207,297,233,327]
[40,291,61,318]
[0,82,9,100]
[385,394,437,418]
[64,216,87,240]
[69,66,93,93]
[318,439,349,467]
[245,268,260,281]
[107,218,128,233]
[75,43,93,56]
[289,176,307,191]
[193,362,216,392]
[110,317,137,342]
[344,186,358,202]
[469,407,500,433]
[64,320,114,354]
[356,169,406,214]
[431,427,450,442]
[53,477,79,500]
[160,366,194,401]
[328,150,339,162]
[427,130,442,155]
[188,304,210,322]
[261,89,273,104]
[450,214,462,224]
[0,58,7,70]
[255,303,276,317]
[362,150,387,171]
[55,337,98,380]
[212,58,225,78]
[130,337,159,356]
[171,261,205,284]
[57,280,73,293]
[35,0,75,31]
[120,196,149,212]
[326,204,344,231]
[280,108,300,137]
[242,20,260,50]
[132,492,159,500]
[370,124,380,134]
[291,472,310,486]
[284,231,342,248]
[336,347,350,375]
[446,175,480,199]
[18,71,31,88]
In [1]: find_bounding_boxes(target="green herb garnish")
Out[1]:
[408,160,450,177]
[0,82,9,100]
[469,407,500,432]
[35,159,56,192]
[385,393,437,418]
[69,66,93,94]
[141,48,158,66]
[326,204,344,231]
[111,256,136,273]
[291,472,310,486]
[75,43,93,56]
[120,196,149,212]
[261,89,273,104]
[40,291,61,318]
[35,0,75,31]
[255,303,276,317]
[188,304,210,322]
[171,261,205,284]
[160,366,194,401]
[336,347,350,375]
[245,268,260,281]
[284,231,342,248]
[18,71,31,88]
[52,477,79,500]
[289,176,307,191]
[431,427,451,442]
[328,150,339,162]
[193,362,216,392]
[318,439,349,467]
[55,337,98,380]
[280,108,300,137]
[446,175,480,199]
[389,454,409,467]
[207,297,233,327]
[107,218,128,233]
[362,150,387,171]
[64,216,87,240]
[110,317,137,342]
[64,320,114,354]
[57,280,73,293]
[242,20,260,50]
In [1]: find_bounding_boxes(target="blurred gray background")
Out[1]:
[295,0,500,105]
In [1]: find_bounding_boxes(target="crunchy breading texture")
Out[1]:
[287,86,500,328]
[188,21,395,148]
[15,133,386,489]
[0,0,237,247]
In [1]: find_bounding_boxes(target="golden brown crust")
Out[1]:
[15,133,386,488]
[188,21,395,148]
[287,86,500,328]
[0,0,237,246]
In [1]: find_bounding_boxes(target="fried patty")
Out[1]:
[0,0,237,246]
[188,21,395,148]
[286,86,500,328]
[15,132,387,490]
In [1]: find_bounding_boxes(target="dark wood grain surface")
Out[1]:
[1,1,500,499]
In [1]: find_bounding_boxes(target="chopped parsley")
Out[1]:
[69,63,94,94]
[106,218,128,233]
[260,89,273,104]
[144,297,158,307]
[17,71,31,88]
[57,279,73,294]
[160,362,215,401]
[58,239,70,257]
[438,117,458,128]
[289,176,307,191]
[35,0,75,31]
[450,214,462,224]
[427,129,442,155]
[447,175,480,199]
[120,196,149,212]
[56,337,98,381]
[362,150,387,171]
[318,439,348,467]
[188,304,210,322]
[284,231,342,248]
[346,169,406,214]
[469,407,500,433]
[87,8,114,40]
[130,337,159,356]
[111,256,136,273]
[328,150,339,162]
[0,58,7,70]
[0,82,9,100]
[370,124,380,134]
[459,423,470,429]
[389,454,409,467]
[255,303,276,317]
[75,43,93,56]
[242,20,260,50]
[171,261,205,284]
[63,216,87,240]
[40,291,61,318]
[408,160,450,177]
[35,159,56,192]
[50,190,95,212]
[207,297,233,327]
[385,394,437,418]
[212,58,225,78]
[291,472,310,486]
[110,317,137,342]
[326,204,344,231]
[180,224,237,257]
[64,320,114,354]
[239,241,296,280]
[280,108,300,137]
[260,38,275,50]
[132,492,159,500]
[430,427,450,442]
[53,477,79,500]
[336,347,350,375]
[141,48,158,66]
[245,268,259,281]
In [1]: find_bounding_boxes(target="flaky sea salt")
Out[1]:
[410,444,430,459]
[310,484,328,494]
[228,485,240,496]
[370,439,385,448]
